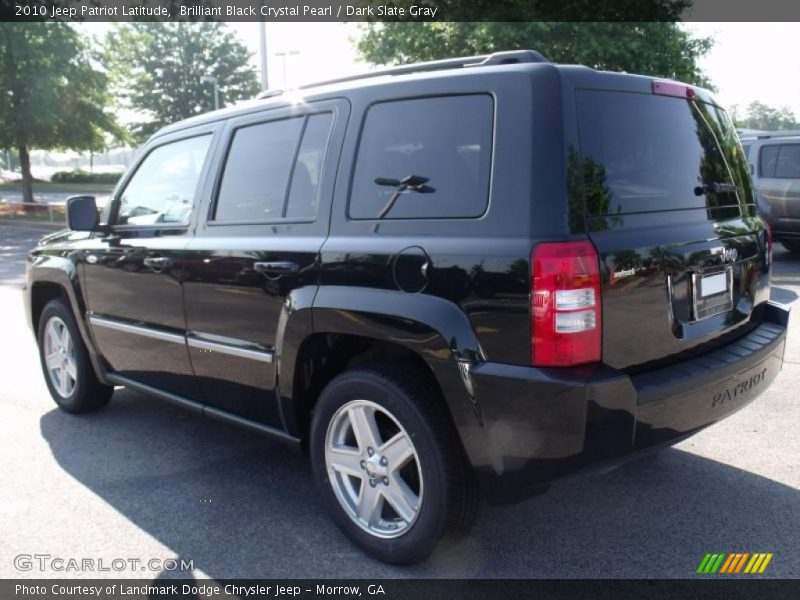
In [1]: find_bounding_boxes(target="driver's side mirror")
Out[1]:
[66,196,99,231]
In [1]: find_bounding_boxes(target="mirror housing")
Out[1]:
[66,196,99,231]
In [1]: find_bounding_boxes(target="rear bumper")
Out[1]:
[467,302,789,504]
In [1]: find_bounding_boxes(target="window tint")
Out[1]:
[286,113,334,219]
[349,95,493,220]
[775,144,800,179]
[576,91,744,215]
[214,117,304,222]
[760,145,779,177]
[118,135,211,226]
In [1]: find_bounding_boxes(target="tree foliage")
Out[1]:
[0,23,122,202]
[107,23,260,142]
[356,21,713,87]
[732,101,799,131]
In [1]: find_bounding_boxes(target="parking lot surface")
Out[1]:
[1,224,798,579]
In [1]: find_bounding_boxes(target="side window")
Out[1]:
[775,144,800,179]
[349,95,493,220]
[215,117,304,222]
[118,135,212,226]
[214,112,334,223]
[759,145,779,178]
[287,113,334,219]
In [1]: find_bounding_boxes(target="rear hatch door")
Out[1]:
[574,83,770,371]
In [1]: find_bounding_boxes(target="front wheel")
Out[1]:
[310,367,477,564]
[37,299,113,413]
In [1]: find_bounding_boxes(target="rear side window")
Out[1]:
[775,144,800,179]
[287,113,334,219]
[118,135,211,226]
[576,91,748,215]
[349,95,493,220]
[214,113,333,222]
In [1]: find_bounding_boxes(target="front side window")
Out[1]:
[349,95,494,220]
[118,135,212,226]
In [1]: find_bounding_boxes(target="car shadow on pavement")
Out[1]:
[39,388,800,579]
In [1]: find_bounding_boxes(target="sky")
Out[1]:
[684,23,800,117]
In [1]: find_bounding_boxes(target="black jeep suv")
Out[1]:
[25,50,788,564]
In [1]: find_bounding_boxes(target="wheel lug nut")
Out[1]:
[369,479,377,488]
[367,447,374,456]
[382,477,389,485]
[360,460,366,469]
[380,457,388,466]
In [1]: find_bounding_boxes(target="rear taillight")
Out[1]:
[531,240,602,367]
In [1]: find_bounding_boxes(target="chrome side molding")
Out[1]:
[89,315,185,345]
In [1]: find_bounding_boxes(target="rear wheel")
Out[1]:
[781,239,800,253]
[310,367,477,564]
[37,299,113,413]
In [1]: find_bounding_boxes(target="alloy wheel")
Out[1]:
[43,316,77,398]
[324,399,423,539]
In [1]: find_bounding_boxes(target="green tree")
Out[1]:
[356,21,712,87]
[732,101,799,131]
[107,23,260,142]
[0,23,122,203]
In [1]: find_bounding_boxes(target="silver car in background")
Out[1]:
[740,130,800,253]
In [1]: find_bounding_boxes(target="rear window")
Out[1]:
[576,91,753,215]
[349,95,493,220]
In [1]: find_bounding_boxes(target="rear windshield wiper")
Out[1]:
[694,182,738,196]
[374,174,435,219]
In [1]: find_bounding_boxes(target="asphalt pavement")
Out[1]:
[1,223,798,579]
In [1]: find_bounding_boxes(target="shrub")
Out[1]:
[50,169,121,185]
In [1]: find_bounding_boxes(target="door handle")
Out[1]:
[254,261,300,274]
[143,256,169,268]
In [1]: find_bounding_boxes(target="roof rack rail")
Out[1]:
[256,49,549,100]
[737,128,800,140]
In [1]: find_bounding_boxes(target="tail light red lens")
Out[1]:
[531,240,602,367]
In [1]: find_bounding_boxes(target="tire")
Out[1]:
[37,299,113,414]
[781,239,800,253]
[310,367,477,564]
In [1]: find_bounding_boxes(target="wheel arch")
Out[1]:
[276,286,484,456]
[27,260,110,385]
